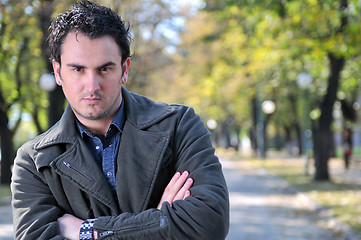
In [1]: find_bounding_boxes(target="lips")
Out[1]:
[81,92,105,105]
[83,97,101,105]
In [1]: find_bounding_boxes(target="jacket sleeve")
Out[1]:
[93,107,230,239]
[11,147,66,240]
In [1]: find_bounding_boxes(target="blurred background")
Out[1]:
[0,0,361,235]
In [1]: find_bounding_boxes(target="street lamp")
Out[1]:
[297,72,313,175]
[39,73,57,91]
[262,100,276,115]
[206,119,217,130]
[260,100,276,159]
[207,119,217,145]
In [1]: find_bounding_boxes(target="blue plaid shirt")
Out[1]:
[76,102,125,199]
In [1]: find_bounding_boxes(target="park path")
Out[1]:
[222,155,359,240]
[0,197,12,240]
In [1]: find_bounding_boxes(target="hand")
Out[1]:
[157,171,193,210]
[57,213,84,240]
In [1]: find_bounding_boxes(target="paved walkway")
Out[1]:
[0,198,13,240]
[223,155,361,240]
[1,155,360,240]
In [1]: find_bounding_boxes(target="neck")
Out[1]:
[77,117,113,136]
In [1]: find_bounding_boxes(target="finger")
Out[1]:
[157,171,182,209]
[165,171,189,198]
[174,177,193,201]
[157,171,189,210]
[184,190,191,199]
[167,171,181,187]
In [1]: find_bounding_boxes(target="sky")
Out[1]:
[152,0,205,53]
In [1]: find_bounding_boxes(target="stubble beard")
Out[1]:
[73,91,121,121]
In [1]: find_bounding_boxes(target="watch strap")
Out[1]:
[79,218,96,240]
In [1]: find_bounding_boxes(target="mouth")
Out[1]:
[83,97,101,105]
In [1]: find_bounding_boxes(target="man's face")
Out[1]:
[53,32,130,129]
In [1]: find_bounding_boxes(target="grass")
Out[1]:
[245,153,361,235]
[218,149,361,236]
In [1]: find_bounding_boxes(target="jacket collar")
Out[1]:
[121,87,174,129]
[35,105,79,150]
[35,87,175,150]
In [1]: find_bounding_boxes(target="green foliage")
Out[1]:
[1,0,361,149]
[0,1,50,134]
[156,0,361,142]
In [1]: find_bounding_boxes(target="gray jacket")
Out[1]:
[11,87,229,239]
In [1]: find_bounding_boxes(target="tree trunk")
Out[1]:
[313,53,345,181]
[249,97,258,155]
[233,125,241,151]
[274,127,283,150]
[47,88,65,128]
[0,109,15,185]
[221,120,231,149]
[289,94,303,155]
[313,127,331,180]
[38,0,65,129]
[263,113,273,158]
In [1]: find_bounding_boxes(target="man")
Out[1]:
[11,1,229,239]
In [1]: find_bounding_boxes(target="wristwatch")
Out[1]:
[79,219,96,240]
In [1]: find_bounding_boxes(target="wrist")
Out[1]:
[79,219,96,240]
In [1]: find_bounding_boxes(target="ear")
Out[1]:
[52,60,62,86]
[121,58,131,84]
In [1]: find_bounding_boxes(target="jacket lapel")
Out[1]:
[115,121,170,213]
[114,88,173,213]
[34,106,119,212]
[53,140,119,211]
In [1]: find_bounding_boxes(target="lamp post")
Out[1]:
[297,72,313,175]
[260,100,276,158]
[207,119,217,145]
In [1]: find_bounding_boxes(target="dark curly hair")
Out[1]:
[48,0,131,64]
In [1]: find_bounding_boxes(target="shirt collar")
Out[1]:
[76,100,126,138]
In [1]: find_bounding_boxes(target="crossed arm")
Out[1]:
[57,171,193,240]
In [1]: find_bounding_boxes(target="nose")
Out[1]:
[84,72,101,93]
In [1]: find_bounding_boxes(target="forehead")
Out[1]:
[60,32,122,64]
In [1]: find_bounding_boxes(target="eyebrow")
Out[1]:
[66,63,86,69]
[97,61,116,70]
[66,61,117,70]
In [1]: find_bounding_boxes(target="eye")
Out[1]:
[100,66,111,72]
[73,67,84,72]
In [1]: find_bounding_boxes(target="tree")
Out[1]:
[37,0,66,129]
[0,1,48,184]
[280,0,358,180]
[159,0,361,181]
